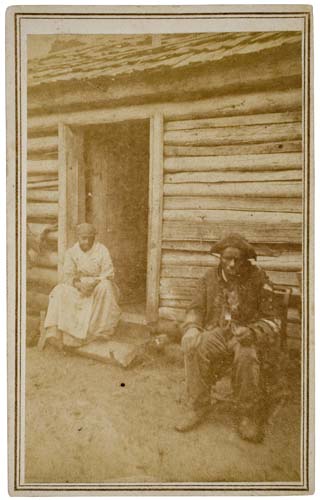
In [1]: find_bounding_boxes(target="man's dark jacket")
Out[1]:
[183,262,280,334]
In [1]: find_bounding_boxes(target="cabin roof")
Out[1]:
[28,31,301,88]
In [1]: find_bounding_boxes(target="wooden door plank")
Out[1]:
[58,124,86,278]
[58,123,68,278]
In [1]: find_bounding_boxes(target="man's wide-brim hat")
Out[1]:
[76,222,97,236]
[210,233,257,260]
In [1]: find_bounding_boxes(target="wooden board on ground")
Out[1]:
[77,340,142,368]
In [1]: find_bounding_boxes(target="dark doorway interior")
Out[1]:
[84,120,149,313]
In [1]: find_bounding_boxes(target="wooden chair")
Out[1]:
[212,284,292,406]
[272,284,292,350]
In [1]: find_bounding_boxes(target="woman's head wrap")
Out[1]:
[210,233,256,260]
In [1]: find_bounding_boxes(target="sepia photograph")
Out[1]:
[6,5,313,495]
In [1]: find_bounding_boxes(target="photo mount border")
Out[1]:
[7,5,313,495]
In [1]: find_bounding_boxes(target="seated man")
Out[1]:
[175,233,281,443]
[44,223,121,350]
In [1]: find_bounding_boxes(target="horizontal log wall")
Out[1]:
[160,88,302,346]
[164,123,301,147]
[26,86,303,349]
[27,133,59,339]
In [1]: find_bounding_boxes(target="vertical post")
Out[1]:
[58,123,68,280]
[58,123,86,280]
[146,113,164,322]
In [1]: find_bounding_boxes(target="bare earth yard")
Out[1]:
[25,340,301,484]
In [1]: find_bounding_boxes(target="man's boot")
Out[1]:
[237,415,265,443]
[174,406,211,432]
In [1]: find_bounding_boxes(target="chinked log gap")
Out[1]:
[164,196,302,213]
[162,220,301,244]
[164,170,302,184]
[161,240,302,255]
[163,182,302,198]
[164,111,301,131]
[27,190,59,203]
[27,203,58,219]
[161,251,301,271]
[163,153,302,172]
[164,141,302,157]
[27,160,58,175]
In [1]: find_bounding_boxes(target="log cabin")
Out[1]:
[27,32,303,348]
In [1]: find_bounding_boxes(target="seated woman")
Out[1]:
[44,223,121,350]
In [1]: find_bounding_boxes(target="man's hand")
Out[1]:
[181,327,202,354]
[233,326,255,347]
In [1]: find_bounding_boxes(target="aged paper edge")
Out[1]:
[6,4,314,496]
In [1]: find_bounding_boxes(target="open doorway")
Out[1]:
[84,119,150,318]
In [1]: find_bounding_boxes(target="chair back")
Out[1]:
[272,284,292,350]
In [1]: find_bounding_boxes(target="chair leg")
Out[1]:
[37,310,47,351]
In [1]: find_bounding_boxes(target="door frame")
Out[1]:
[58,112,164,323]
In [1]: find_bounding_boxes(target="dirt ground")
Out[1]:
[25,332,302,484]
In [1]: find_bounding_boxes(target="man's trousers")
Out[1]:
[184,324,280,419]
